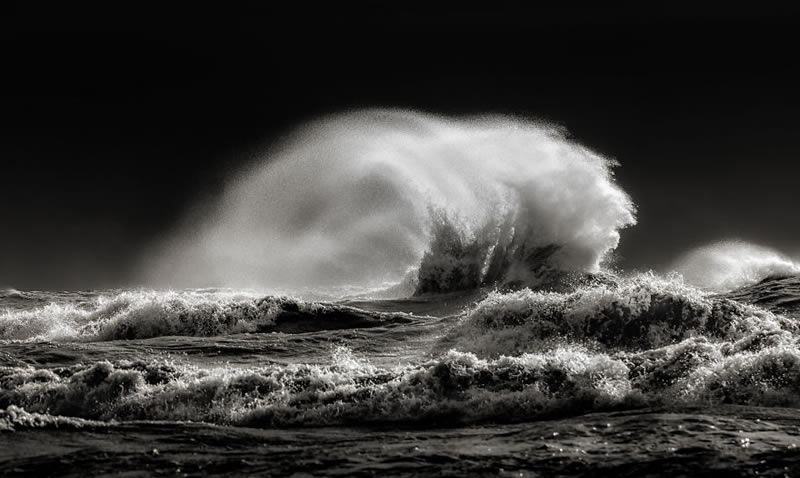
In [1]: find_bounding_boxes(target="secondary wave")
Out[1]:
[142,109,636,295]
[0,290,414,342]
[671,240,800,293]
[721,275,800,312]
[5,336,800,428]
[439,272,798,357]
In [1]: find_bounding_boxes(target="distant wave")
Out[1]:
[670,241,800,293]
[0,290,414,342]
[143,109,635,295]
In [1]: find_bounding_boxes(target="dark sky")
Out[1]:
[2,5,800,290]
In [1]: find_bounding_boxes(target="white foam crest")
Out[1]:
[8,334,800,426]
[0,289,267,341]
[440,272,794,357]
[671,240,800,293]
[143,109,636,294]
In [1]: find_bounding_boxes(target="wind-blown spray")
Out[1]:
[144,109,636,295]
[671,240,800,292]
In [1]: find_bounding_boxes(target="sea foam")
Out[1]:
[5,335,800,428]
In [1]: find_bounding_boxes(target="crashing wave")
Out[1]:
[143,109,635,295]
[413,214,573,294]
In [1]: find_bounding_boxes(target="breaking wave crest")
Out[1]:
[0,290,413,341]
[5,335,800,428]
[144,109,635,295]
[440,273,798,357]
[0,405,100,432]
[671,241,800,293]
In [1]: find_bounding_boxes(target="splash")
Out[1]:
[143,109,636,295]
[671,241,800,293]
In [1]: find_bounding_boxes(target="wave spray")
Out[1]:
[144,110,636,295]
[671,240,800,292]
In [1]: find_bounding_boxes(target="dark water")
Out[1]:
[2,274,800,476]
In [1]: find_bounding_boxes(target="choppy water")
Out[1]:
[1,273,800,476]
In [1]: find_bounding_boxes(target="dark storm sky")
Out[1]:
[2,6,799,290]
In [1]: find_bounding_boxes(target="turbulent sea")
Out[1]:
[3,110,800,476]
[3,274,800,477]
